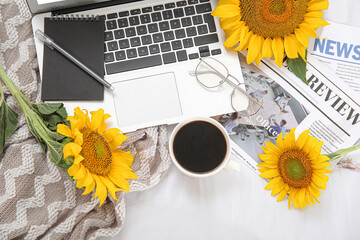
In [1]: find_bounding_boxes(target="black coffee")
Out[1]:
[173,121,227,173]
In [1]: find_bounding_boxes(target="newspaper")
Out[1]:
[212,53,360,175]
[308,21,360,93]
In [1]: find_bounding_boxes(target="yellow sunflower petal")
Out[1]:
[74,107,89,128]
[73,164,87,180]
[74,155,84,164]
[288,190,296,209]
[258,153,278,164]
[312,173,328,186]
[223,28,242,48]
[83,179,96,195]
[258,167,271,173]
[82,169,94,188]
[246,34,263,64]
[90,109,105,131]
[299,22,319,38]
[111,164,138,179]
[275,132,285,151]
[295,38,307,61]
[259,169,279,179]
[315,168,332,174]
[257,161,278,168]
[93,175,107,207]
[293,190,301,208]
[262,37,273,58]
[305,190,314,207]
[301,135,318,154]
[98,113,111,134]
[304,18,330,30]
[63,142,82,159]
[284,35,299,59]
[304,11,324,19]
[109,133,129,150]
[73,128,83,146]
[235,30,253,51]
[102,176,120,201]
[312,161,331,169]
[271,181,285,196]
[277,189,288,202]
[113,150,134,166]
[264,177,282,190]
[217,0,239,5]
[220,16,242,30]
[272,37,284,67]
[104,128,122,142]
[211,4,241,18]
[57,124,74,138]
[308,142,324,159]
[307,0,329,11]
[295,28,310,48]
[308,184,321,198]
[76,174,87,189]
[316,154,331,162]
[255,50,263,65]
[223,27,237,37]
[108,172,130,192]
[298,188,307,209]
[263,141,282,155]
[68,163,80,177]
[283,128,296,149]
[307,187,316,204]
[296,129,310,150]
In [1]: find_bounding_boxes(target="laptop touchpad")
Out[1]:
[112,72,182,129]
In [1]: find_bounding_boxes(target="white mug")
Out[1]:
[169,117,241,178]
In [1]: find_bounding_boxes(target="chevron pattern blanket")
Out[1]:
[0,1,171,239]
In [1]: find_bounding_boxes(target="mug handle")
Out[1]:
[225,158,241,172]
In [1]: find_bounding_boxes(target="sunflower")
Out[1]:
[57,107,137,206]
[212,0,329,67]
[258,129,332,209]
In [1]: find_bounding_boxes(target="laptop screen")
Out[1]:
[27,0,138,14]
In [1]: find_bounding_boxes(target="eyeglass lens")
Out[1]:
[194,57,263,116]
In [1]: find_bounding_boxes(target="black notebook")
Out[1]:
[41,16,105,101]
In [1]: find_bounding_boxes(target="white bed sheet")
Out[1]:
[101,2,360,239]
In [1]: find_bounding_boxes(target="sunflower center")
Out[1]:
[80,128,112,176]
[268,0,287,15]
[239,0,308,38]
[278,149,312,188]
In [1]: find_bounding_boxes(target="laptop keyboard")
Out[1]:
[101,0,221,75]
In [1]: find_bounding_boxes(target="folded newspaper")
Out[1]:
[212,22,360,174]
[308,20,360,93]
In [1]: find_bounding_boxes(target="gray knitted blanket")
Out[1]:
[0,1,171,239]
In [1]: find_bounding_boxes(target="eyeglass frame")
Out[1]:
[189,57,264,116]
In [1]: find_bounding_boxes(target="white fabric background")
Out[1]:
[101,1,360,240]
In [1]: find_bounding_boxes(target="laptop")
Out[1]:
[29,0,247,132]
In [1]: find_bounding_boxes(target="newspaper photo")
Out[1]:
[213,53,360,175]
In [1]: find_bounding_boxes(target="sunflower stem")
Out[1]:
[326,144,360,161]
[0,81,4,106]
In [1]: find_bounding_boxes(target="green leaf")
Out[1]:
[55,160,71,170]
[47,139,63,164]
[46,130,66,141]
[56,105,68,119]
[32,102,63,115]
[287,52,308,85]
[48,125,58,131]
[26,116,48,153]
[0,101,19,155]
[42,114,62,128]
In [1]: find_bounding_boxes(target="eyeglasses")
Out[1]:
[190,57,263,117]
